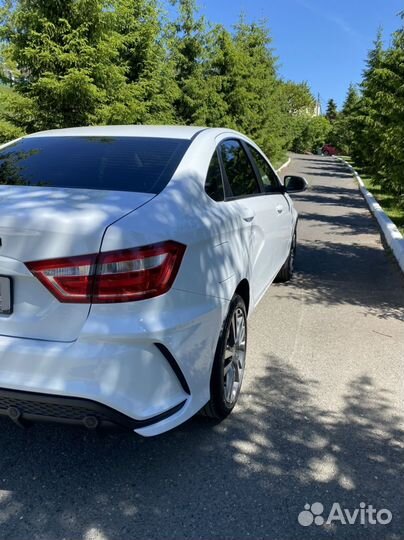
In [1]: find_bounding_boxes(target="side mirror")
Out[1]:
[284,175,308,193]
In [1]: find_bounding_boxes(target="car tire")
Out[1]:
[274,229,297,283]
[202,294,247,420]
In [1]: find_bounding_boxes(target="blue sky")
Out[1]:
[186,0,403,110]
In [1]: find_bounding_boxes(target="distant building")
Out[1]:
[314,94,322,116]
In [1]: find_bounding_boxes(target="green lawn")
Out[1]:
[341,156,404,236]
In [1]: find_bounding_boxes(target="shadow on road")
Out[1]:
[298,211,382,237]
[301,159,353,178]
[288,240,404,322]
[296,185,367,211]
[0,357,402,539]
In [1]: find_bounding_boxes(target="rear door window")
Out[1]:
[248,145,282,193]
[0,136,190,194]
[219,140,260,198]
[205,150,224,201]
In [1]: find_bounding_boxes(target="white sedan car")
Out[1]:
[0,126,307,436]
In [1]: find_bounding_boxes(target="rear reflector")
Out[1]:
[26,241,186,303]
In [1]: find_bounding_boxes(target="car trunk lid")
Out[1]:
[0,186,154,342]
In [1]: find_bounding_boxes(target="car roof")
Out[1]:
[26,125,210,140]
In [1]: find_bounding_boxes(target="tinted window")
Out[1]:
[0,136,190,194]
[205,150,224,201]
[248,145,281,193]
[220,140,260,197]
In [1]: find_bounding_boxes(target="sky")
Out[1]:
[185,0,403,110]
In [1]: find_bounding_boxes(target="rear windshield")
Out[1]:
[0,136,190,193]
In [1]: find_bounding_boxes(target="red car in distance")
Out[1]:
[322,144,338,156]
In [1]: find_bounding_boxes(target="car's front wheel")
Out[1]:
[202,294,247,419]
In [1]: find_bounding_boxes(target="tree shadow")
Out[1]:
[0,357,402,539]
[301,162,353,178]
[295,185,366,211]
[278,240,404,322]
[298,211,382,237]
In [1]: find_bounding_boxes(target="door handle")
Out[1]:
[276,205,284,214]
[240,206,255,222]
[242,215,255,222]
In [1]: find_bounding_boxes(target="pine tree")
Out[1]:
[351,29,385,174]
[342,84,360,115]
[325,98,338,122]
[204,19,282,159]
[101,0,178,124]
[335,21,404,200]
[330,84,360,155]
[168,0,212,124]
[2,0,130,130]
[370,22,404,196]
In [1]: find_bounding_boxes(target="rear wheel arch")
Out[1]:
[202,293,247,419]
[234,279,250,314]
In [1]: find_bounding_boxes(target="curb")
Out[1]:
[276,157,291,173]
[338,157,404,274]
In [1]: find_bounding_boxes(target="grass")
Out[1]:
[341,156,404,236]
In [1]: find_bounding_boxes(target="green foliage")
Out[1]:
[325,98,337,122]
[0,86,26,142]
[1,0,126,129]
[0,0,319,163]
[292,116,331,154]
[330,84,360,155]
[276,81,316,151]
[205,20,281,157]
[0,117,23,143]
[336,21,404,203]
[167,0,209,124]
[103,0,178,124]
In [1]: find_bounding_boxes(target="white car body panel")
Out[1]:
[0,187,154,341]
[0,125,298,435]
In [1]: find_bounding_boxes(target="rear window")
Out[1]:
[0,136,190,194]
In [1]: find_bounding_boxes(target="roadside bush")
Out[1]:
[292,116,331,154]
[0,118,23,143]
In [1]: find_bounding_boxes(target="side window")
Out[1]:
[205,150,224,201]
[220,140,260,198]
[248,145,282,193]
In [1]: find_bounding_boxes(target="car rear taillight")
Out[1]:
[26,241,186,303]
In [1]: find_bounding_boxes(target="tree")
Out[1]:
[202,19,284,160]
[168,0,213,124]
[276,81,316,152]
[368,23,404,196]
[1,0,131,130]
[342,84,360,115]
[351,28,386,173]
[292,116,331,154]
[336,21,404,201]
[330,84,360,155]
[0,0,324,165]
[101,0,178,124]
[325,98,338,122]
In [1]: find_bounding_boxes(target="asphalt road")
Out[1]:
[0,154,403,540]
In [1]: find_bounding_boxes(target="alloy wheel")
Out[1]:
[223,307,246,405]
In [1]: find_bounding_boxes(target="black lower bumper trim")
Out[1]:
[154,343,191,395]
[0,388,186,430]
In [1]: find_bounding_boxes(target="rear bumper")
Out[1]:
[0,387,186,430]
[0,289,228,436]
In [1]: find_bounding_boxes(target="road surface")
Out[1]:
[0,154,403,540]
